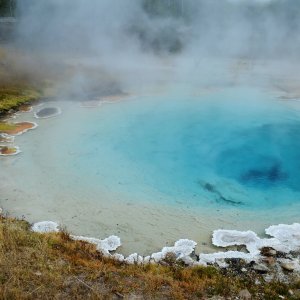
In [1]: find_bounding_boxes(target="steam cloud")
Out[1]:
[13,0,300,95]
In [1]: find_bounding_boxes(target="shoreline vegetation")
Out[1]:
[0,49,42,117]
[0,85,40,115]
[1,215,300,299]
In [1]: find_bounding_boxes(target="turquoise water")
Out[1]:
[59,87,300,209]
[1,86,300,253]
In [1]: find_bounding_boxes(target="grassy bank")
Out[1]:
[0,48,42,115]
[0,216,299,299]
[0,85,40,114]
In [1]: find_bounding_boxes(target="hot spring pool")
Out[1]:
[1,87,300,254]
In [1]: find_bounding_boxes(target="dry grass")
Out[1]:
[0,216,299,299]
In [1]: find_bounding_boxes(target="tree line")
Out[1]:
[0,0,16,17]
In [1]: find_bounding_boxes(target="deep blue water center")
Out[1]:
[217,123,300,190]
[71,87,300,210]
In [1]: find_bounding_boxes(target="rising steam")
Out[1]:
[11,0,300,96]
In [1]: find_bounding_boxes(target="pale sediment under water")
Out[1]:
[1,86,300,255]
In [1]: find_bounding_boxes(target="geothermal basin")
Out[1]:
[1,86,300,255]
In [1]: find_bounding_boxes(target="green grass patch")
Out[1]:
[0,86,41,113]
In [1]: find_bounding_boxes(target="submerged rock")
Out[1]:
[34,107,61,119]
[199,181,243,206]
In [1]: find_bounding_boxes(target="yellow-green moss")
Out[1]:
[0,122,16,131]
[0,86,41,112]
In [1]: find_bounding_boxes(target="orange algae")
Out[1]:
[0,146,18,155]
[0,122,37,135]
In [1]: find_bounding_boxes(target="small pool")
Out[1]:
[1,86,300,254]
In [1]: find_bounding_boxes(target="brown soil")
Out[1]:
[18,104,33,112]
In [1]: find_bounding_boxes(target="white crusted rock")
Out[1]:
[70,234,121,256]
[70,235,102,246]
[143,256,151,264]
[112,253,125,262]
[212,229,260,255]
[265,223,300,252]
[213,229,259,247]
[192,260,207,267]
[150,239,197,263]
[125,253,144,265]
[32,221,59,233]
[99,235,121,252]
[173,239,197,257]
[151,251,164,263]
[211,226,296,257]
[180,255,196,266]
[215,259,229,269]
[199,251,254,265]
[0,133,15,143]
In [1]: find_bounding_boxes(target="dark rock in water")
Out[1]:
[199,181,243,206]
[203,182,216,193]
[218,195,243,206]
[35,107,61,119]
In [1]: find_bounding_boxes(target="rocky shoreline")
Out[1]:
[31,220,300,290]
